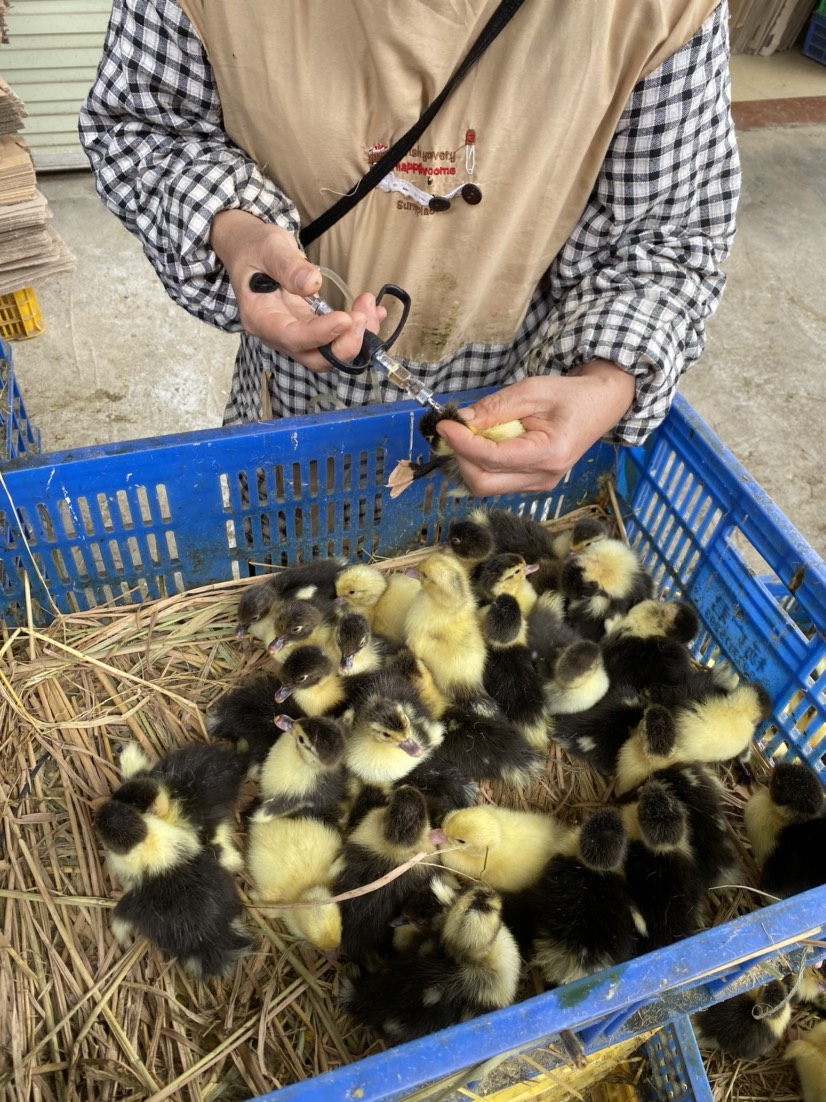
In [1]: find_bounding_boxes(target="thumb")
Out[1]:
[260,234,323,298]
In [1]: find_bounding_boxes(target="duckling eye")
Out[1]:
[451,536,461,546]
[296,674,308,684]
[297,735,307,746]
[456,838,467,846]
[290,625,303,634]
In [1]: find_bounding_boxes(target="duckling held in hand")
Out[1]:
[95,800,253,978]
[784,1019,826,1102]
[530,808,643,985]
[693,980,791,1060]
[386,404,526,498]
[341,881,520,1042]
[404,551,487,696]
[744,761,826,899]
[335,564,420,646]
[431,804,574,893]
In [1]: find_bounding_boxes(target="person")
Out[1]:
[78,0,739,497]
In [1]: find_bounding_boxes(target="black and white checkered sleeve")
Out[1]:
[540,0,740,445]
[77,0,300,332]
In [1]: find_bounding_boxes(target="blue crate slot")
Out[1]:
[0,338,41,463]
[803,13,826,65]
[1,390,825,1102]
[644,1017,713,1102]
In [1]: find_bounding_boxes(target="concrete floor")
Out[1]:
[5,52,826,556]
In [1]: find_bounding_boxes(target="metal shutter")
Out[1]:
[1,0,111,170]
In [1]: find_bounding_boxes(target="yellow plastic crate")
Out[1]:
[0,286,45,340]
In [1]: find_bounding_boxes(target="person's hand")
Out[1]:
[210,210,386,372]
[434,362,637,496]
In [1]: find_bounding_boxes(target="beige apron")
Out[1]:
[178,0,719,362]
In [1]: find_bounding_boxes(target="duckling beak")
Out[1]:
[398,738,422,758]
[274,714,294,733]
[323,948,340,962]
[525,562,540,575]
[333,596,348,608]
[388,915,410,928]
[340,655,355,674]
[274,685,293,703]
[235,624,248,639]
[429,828,449,846]
[404,567,420,580]
[268,637,286,654]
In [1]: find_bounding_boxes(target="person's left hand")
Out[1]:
[434,361,637,497]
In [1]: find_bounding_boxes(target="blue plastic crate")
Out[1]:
[803,12,826,65]
[0,338,41,463]
[0,392,824,1100]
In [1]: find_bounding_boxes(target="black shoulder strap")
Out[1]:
[299,0,527,248]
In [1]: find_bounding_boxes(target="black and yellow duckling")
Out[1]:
[693,980,791,1061]
[235,558,344,647]
[560,537,654,641]
[274,644,348,716]
[257,714,347,825]
[205,673,299,767]
[784,1019,826,1102]
[481,594,550,750]
[335,564,421,646]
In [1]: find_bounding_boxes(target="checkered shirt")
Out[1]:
[79,1,740,443]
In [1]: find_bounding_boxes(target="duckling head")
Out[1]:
[577,808,627,872]
[430,806,501,859]
[476,553,536,602]
[610,599,700,644]
[335,564,387,609]
[335,612,372,673]
[268,599,323,654]
[567,516,609,558]
[384,785,431,848]
[483,594,524,648]
[276,646,335,702]
[442,883,503,957]
[446,517,494,565]
[769,761,824,821]
[94,798,150,854]
[417,551,473,605]
[277,714,346,769]
[636,780,689,850]
[363,700,427,757]
[236,581,277,639]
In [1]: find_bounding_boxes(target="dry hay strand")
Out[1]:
[0,499,811,1102]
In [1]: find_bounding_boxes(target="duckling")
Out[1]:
[258,714,346,825]
[560,538,654,641]
[474,553,539,618]
[343,696,445,788]
[469,505,557,564]
[333,785,438,966]
[444,515,495,575]
[743,762,826,899]
[481,594,550,749]
[550,689,647,774]
[549,515,610,560]
[114,742,246,871]
[205,673,296,767]
[275,645,348,716]
[404,551,487,696]
[600,599,703,702]
[266,597,338,661]
[235,558,344,645]
[784,1019,826,1102]
[431,690,547,789]
[94,800,253,978]
[693,980,791,1060]
[430,804,574,893]
[528,591,609,715]
[622,779,708,949]
[335,612,390,675]
[340,881,520,1041]
[386,403,526,498]
[530,809,643,985]
[246,805,343,955]
[615,683,770,795]
[335,564,420,646]
[619,761,741,892]
[389,872,462,955]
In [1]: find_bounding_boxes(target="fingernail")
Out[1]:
[458,407,475,422]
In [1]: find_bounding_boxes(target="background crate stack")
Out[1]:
[0,337,39,460]
[0,392,823,1101]
[803,5,826,64]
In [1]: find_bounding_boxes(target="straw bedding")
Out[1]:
[0,511,820,1102]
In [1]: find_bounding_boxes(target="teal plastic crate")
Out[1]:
[0,392,823,1100]
[0,338,41,463]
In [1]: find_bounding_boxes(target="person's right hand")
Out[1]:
[210,210,385,372]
